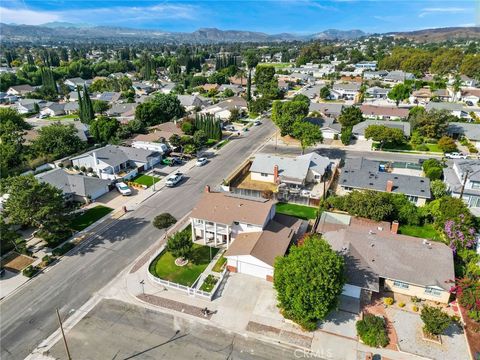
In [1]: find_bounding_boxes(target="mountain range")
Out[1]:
[1,23,478,43]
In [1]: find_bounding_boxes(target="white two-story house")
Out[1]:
[70,145,161,181]
[444,160,480,214]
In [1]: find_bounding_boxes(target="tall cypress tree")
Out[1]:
[82,85,94,123]
[77,86,84,122]
[247,71,252,102]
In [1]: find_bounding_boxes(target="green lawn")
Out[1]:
[131,174,161,187]
[149,244,219,286]
[199,274,218,292]
[212,255,227,272]
[398,224,442,241]
[424,143,443,153]
[276,203,318,220]
[47,114,77,121]
[374,142,443,154]
[70,205,113,231]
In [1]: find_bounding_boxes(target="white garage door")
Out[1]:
[238,261,271,279]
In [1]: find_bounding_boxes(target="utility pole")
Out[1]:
[56,308,72,360]
[459,170,470,198]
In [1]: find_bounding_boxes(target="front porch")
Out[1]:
[191,218,232,248]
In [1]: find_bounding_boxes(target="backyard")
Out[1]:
[149,244,219,287]
[130,174,161,187]
[69,205,113,231]
[398,223,442,241]
[275,202,318,220]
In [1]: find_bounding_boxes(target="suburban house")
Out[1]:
[70,145,161,180]
[309,102,344,119]
[132,82,154,96]
[131,122,184,145]
[355,61,377,71]
[40,102,66,117]
[93,92,121,103]
[15,99,47,114]
[425,102,470,119]
[190,188,306,280]
[7,84,35,97]
[177,94,206,112]
[65,77,92,90]
[338,158,431,206]
[131,141,169,155]
[106,103,137,123]
[444,160,480,214]
[36,168,110,203]
[200,96,247,121]
[410,88,433,104]
[360,105,409,120]
[447,122,480,150]
[366,86,390,99]
[461,88,480,105]
[317,212,454,309]
[363,70,388,80]
[304,117,341,139]
[64,102,79,114]
[383,71,415,83]
[331,82,361,100]
[352,119,411,140]
[218,84,244,96]
[250,153,332,188]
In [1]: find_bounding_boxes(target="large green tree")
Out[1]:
[274,234,345,331]
[292,121,323,154]
[0,108,30,176]
[409,109,450,139]
[135,93,185,126]
[254,65,280,100]
[364,125,405,149]
[89,116,120,143]
[388,83,411,105]
[338,106,363,129]
[272,100,309,136]
[33,122,85,159]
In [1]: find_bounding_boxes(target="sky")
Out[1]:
[1,0,479,34]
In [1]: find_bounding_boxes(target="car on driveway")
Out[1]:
[445,152,468,159]
[253,120,262,126]
[165,172,184,187]
[196,157,208,167]
[115,182,132,196]
[224,125,236,131]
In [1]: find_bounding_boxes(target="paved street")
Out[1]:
[0,121,276,360]
[47,299,304,360]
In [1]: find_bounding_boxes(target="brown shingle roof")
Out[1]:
[224,214,303,266]
[190,191,274,226]
[360,105,409,118]
[132,122,183,142]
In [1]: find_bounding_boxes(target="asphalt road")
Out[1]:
[0,121,276,360]
[48,299,304,360]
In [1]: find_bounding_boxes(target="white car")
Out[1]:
[196,158,208,167]
[253,121,262,126]
[445,152,468,159]
[224,125,235,131]
[115,182,132,196]
[165,172,184,187]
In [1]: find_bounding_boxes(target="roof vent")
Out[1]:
[370,243,375,247]
[420,180,424,183]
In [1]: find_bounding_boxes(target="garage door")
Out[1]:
[238,261,271,279]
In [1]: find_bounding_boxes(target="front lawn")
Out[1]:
[373,142,443,154]
[70,205,113,231]
[149,244,219,287]
[398,224,442,241]
[47,114,77,121]
[131,174,161,187]
[276,202,317,220]
[212,255,227,272]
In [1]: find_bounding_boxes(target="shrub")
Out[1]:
[415,144,429,151]
[22,265,39,278]
[383,297,394,306]
[340,127,352,145]
[437,136,457,153]
[80,166,86,172]
[42,255,54,265]
[52,242,75,256]
[411,296,421,303]
[398,302,405,308]
[58,163,64,168]
[166,229,193,260]
[425,166,443,180]
[356,315,389,348]
[413,305,419,312]
[420,305,452,336]
[153,213,177,229]
[87,167,93,173]
[73,165,79,171]
[333,134,339,140]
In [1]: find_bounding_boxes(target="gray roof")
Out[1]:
[363,70,388,78]
[304,117,341,132]
[384,71,415,82]
[366,86,390,96]
[309,102,344,117]
[177,94,205,107]
[106,103,137,116]
[250,153,331,184]
[71,145,159,167]
[64,102,79,112]
[94,92,121,103]
[333,82,361,91]
[36,168,110,198]
[447,122,480,141]
[339,158,431,198]
[425,102,464,112]
[352,120,411,137]
[321,217,454,291]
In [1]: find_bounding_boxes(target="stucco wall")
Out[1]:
[251,172,275,183]
[384,279,450,304]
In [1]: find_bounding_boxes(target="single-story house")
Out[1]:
[64,102,79,114]
[317,212,454,306]
[432,88,453,102]
[71,145,161,180]
[461,89,480,105]
[355,61,377,71]
[425,102,469,119]
[410,88,432,104]
[40,103,66,117]
[331,82,361,100]
[7,84,35,96]
[131,121,184,145]
[200,96,247,121]
[132,82,154,96]
[444,160,480,213]
[36,168,110,203]
[363,70,388,80]
[366,86,390,99]
[15,99,47,114]
[447,122,480,150]
[92,92,121,103]
[309,102,344,119]
[352,119,411,140]
[106,103,137,123]
[177,94,206,112]
[360,105,409,120]
[202,84,220,92]
[218,84,244,96]
[383,71,415,83]
[190,188,306,281]
[65,77,92,90]
[249,152,332,188]
[303,117,341,139]
[338,158,431,206]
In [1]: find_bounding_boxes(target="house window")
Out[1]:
[424,287,442,297]
[261,173,268,177]
[393,280,409,289]
[471,181,480,190]
[406,195,418,203]
[314,174,321,180]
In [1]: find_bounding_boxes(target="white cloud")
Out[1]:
[0,6,60,25]
[419,7,468,18]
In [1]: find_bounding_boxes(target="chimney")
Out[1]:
[391,220,399,234]
[273,165,279,183]
[386,180,393,192]
[205,185,211,193]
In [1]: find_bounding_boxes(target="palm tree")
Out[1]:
[235,68,247,87]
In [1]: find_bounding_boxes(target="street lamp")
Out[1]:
[140,280,145,294]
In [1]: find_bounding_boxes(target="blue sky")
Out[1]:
[1,0,478,33]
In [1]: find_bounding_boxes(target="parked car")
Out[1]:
[115,182,132,196]
[445,152,468,159]
[161,157,182,166]
[224,125,236,131]
[196,157,208,167]
[165,172,184,187]
[465,101,474,106]
[254,121,262,126]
